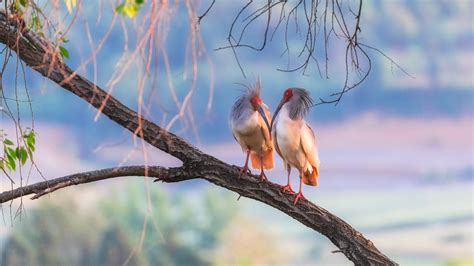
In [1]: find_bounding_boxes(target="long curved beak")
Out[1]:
[271,99,285,130]
[257,106,271,134]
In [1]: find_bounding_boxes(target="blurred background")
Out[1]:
[0,0,473,265]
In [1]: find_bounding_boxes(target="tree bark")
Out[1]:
[0,166,191,202]
[0,11,397,265]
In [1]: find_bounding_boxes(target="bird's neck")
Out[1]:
[278,105,293,121]
[276,105,303,126]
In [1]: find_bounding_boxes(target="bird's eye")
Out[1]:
[250,96,261,108]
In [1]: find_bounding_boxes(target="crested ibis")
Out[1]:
[230,81,274,180]
[271,88,320,205]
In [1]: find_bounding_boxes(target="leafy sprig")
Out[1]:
[116,0,144,18]
[0,129,36,173]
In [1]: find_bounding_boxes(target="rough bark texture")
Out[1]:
[0,11,397,265]
[0,166,191,202]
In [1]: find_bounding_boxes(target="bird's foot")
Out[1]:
[280,184,295,195]
[238,166,251,178]
[293,191,305,205]
[259,171,268,181]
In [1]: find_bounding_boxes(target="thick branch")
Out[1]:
[0,11,396,265]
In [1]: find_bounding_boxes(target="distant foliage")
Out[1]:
[97,226,143,266]
[1,185,238,265]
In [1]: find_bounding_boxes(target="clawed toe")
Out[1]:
[281,184,295,195]
[238,166,251,178]
[259,171,268,181]
[293,192,305,205]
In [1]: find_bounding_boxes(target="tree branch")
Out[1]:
[0,165,192,202]
[0,11,397,265]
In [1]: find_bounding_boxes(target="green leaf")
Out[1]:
[15,147,20,159]
[6,153,16,171]
[19,0,28,7]
[24,131,35,144]
[19,147,28,165]
[115,3,126,14]
[7,147,16,158]
[27,137,34,148]
[116,1,143,18]
[59,46,70,59]
[123,4,139,17]
[3,139,14,146]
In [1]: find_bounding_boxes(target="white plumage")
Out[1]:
[230,81,273,179]
[273,105,320,175]
[271,88,320,205]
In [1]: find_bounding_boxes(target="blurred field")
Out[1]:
[1,179,471,265]
[240,182,473,265]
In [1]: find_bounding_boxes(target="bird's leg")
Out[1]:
[259,154,268,181]
[239,149,251,178]
[293,175,305,205]
[281,164,295,194]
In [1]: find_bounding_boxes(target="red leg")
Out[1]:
[281,164,295,194]
[239,149,251,178]
[259,154,268,181]
[259,169,268,181]
[293,176,305,205]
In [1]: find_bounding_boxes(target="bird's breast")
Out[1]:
[275,120,301,153]
[231,111,260,136]
[274,111,301,153]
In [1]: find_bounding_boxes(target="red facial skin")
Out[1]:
[250,96,262,110]
[283,88,293,102]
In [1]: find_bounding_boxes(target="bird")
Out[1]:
[230,80,274,181]
[271,88,320,205]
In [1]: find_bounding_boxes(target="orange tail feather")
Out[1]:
[250,149,274,169]
[302,165,318,186]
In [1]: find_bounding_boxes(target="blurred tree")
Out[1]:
[1,185,238,265]
[97,225,143,266]
[1,198,99,266]
[1,233,35,266]
[99,185,237,265]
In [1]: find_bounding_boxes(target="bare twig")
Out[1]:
[198,0,215,24]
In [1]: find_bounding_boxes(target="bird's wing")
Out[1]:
[259,124,271,146]
[300,123,320,168]
[230,121,247,152]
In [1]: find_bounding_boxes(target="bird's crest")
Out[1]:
[248,79,261,100]
[231,79,262,119]
[287,88,313,120]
